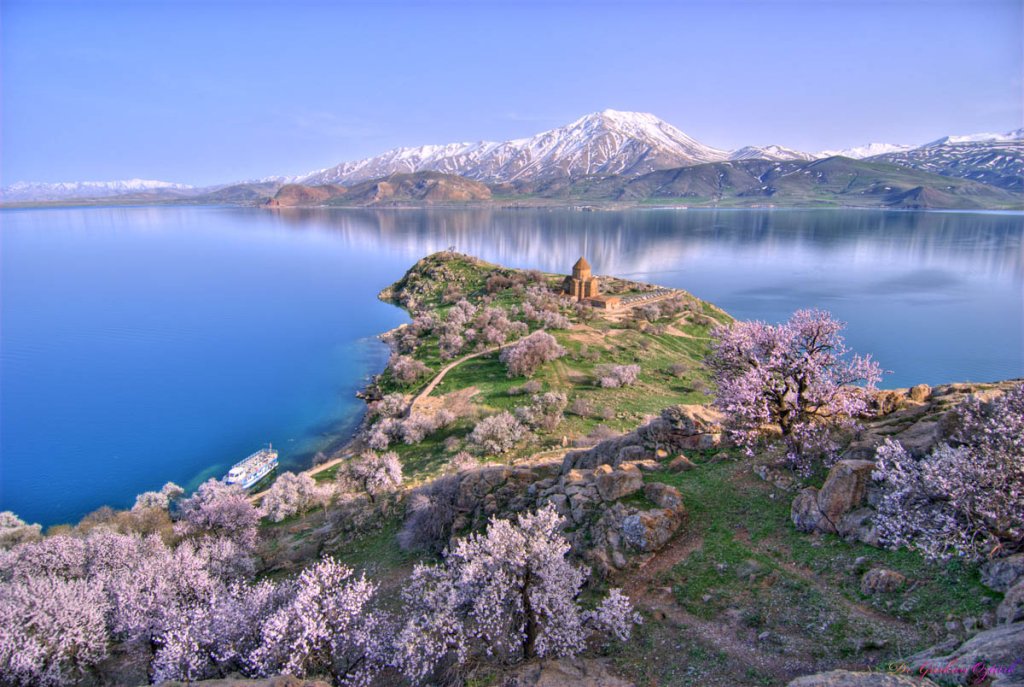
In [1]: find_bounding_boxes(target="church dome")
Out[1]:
[572,256,591,272]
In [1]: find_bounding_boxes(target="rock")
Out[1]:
[503,657,635,687]
[861,568,907,595]
[908,384,932,402]
[873,390,907,416]
[595,464,643,501]
[621,509,681,552]
[643,482,683,510]
[667,455,696,472]
[996,578,1024,625]
[981,554,1024,592]
[909,622,1024,686]
[816,460,876,533]
[891,421,941,457]
[837,508,880,546]
[791,487,823,532]
[787,670,938,686]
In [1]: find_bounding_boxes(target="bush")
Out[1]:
[508,379,543,396]
[260,472,333,522]
[595,364,641,388]
[499,331,566,378]
[390,355,430,384]
[394,506,640,681]
[398,475,461,553]
[468,412,527,455]
[872,383,1024,560]
[514,392,568,431]
[337,452,403,501]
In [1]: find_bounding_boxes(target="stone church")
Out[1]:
[562,257,620,309]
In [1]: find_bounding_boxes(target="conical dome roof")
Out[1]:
[573,256,591,272]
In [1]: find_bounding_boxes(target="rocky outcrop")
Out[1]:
[502,657,634,687]
[981,553,1024,593]
[415,405,718,575]
[908,622,1024,686]
[787,671,938,686]
[562,404,723,473]
[997,579,1024,625]
[791,460,877,540]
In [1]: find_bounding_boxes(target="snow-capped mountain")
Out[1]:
[922,128,1024,148]
[300,110,730,185]
[815,142,916,159]
[1,179,194,202]
[870,135,1024,191]
[729,144,814,162]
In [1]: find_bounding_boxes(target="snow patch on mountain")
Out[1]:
[815,142,916,159]
[729,144,814,161]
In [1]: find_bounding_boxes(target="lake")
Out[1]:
[1,206,1021,526]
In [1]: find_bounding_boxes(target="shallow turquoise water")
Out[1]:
[1,206,1021,526]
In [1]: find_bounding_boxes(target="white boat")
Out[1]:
[224,445,278,489]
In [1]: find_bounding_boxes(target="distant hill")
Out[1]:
[534,157,1021,209]
[265,172,491,207]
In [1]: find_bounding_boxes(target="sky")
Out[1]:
[1,0,1021,186]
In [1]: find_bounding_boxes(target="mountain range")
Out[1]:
[2,110,1022,207]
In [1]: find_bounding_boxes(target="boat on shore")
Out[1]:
[224,445,278,489]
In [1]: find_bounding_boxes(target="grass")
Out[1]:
[641,454,996,657]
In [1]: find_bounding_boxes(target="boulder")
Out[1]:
[981,554,1024,592]
[791,487,823,533]
[891,421,942,457]
[837,508,880,546]
[595,464,643,502]
[909,622,1024,686]
[503,657,634,687]
[861,568,906,595]
[873,390,907,416]
[643,482,683,510]
[816,460,876,533]
[996,578,1024,625]
[787,671,937,686]
[908,384,932,402]
[667,455,696,472]
[621,509,680,552]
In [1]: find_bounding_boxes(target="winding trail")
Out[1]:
[406,343,503,416]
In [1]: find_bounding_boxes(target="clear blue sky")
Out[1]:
[2,0,1021,186]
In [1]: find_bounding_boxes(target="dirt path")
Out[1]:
[407,344,502,415]
[623,531,819,679]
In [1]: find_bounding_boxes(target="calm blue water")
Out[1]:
[2,206,1021,526]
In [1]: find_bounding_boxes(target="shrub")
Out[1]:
[872,383,1024,560]
[132,482,185,512]
[394,506,640,682]
[337,451,403,501]
[468,412,527,455]
[595,364,641,388]
[390,355,430,384]
[175,479,261,550]
[509,379,543,396]
[260,472,333,523]
[0,512,42,550]
[499,331,566,378]
[397,475,461,553]
[514,392,568,431]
